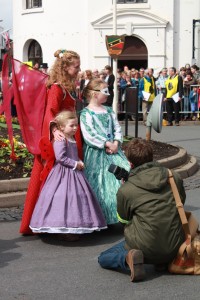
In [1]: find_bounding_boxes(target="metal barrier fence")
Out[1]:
[118,85,200,119]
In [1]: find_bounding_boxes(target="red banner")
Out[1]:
[11,58,48,154]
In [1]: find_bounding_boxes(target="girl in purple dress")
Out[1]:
[29,111,107,238]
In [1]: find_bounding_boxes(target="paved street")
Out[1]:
[0,122,200,300]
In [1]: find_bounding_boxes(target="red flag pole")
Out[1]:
[0,53,17,160]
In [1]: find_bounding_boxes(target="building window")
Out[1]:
[26,0,42,9]
[117,0,148,3]
[28,40,42,66]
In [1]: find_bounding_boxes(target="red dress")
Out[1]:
[20,84,83,234]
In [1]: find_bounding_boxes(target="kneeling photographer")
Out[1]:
[98,138,186,282]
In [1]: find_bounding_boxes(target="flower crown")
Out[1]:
[59,49,67,58]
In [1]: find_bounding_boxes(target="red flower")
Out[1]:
[0,141,8,147]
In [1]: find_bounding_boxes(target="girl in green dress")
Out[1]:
[80,78,130,224]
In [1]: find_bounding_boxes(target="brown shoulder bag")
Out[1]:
[168,169,200,275]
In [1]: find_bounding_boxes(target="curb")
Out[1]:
[158,147,187,169]
[0,191,27,208]
[0,178,29,208]
[172,155,199,179]
[0,178,29,193]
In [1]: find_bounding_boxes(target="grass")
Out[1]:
[0,123,20,129]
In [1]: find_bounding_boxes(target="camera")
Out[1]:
[108,164,129,182]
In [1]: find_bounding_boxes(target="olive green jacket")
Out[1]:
[117,162,186,264]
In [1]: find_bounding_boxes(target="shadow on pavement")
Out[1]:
[0,237,22,268]
[38,223,125,247]
[0,235,38,268]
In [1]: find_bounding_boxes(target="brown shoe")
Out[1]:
[125,249,146,282]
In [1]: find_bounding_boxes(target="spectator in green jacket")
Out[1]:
[98,138,186,282]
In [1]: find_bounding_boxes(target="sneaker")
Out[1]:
[166,122,173,126]
[175,122,180,126]
[125,249,146,282]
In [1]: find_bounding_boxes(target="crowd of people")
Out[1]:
[74,63,200,126]
[1,61,200,125]
[0,51,197,281]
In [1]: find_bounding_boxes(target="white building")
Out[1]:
[13,0,200,73]
[0,23,5,67]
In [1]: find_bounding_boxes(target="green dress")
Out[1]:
[80,106,130,224]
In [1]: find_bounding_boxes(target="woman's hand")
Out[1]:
[53,129,65,141]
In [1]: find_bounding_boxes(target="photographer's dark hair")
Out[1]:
[125,138,153,168]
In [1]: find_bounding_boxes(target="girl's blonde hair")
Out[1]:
[82,78,106,100]
[54,110,77,130]
[46,50,80,91]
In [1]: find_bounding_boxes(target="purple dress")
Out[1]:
[29,139,107,234]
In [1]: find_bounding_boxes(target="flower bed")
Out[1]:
[0,117,33,180]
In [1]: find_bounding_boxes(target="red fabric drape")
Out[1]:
[11,59,48,154]
[1,57,83,234]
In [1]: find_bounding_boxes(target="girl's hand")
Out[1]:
[106,147,112,154]
[109,141,119,154]
[76,161,84,170]
[53,129,65,141]
[105,141,119,154]
[105,141,113,148]
[105,141,112,154]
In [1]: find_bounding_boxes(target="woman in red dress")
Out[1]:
[20,50,82,234]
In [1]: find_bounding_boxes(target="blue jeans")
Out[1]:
[98,240,129,271]
[191,102,198,113]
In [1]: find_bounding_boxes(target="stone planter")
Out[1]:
[0,178,29,208]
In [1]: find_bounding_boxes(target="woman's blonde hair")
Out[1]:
[82,78,106,100]
[46,50,80,91]
[54,110,77,130]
